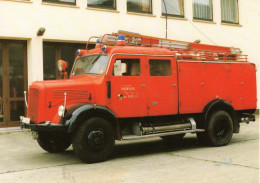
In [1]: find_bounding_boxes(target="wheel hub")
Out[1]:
[214,120,229,140]
[88,130,105,151]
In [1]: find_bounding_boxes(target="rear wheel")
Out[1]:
[37,132,71,153]
[197,110,233,146]
[72,117,115,163]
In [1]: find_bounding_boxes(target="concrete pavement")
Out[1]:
[0,116,258,183]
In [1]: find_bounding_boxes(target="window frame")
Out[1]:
[193,0,213,21]
[221,0,239,24]
[42,0,76,6]
[87,0,117,10]
[112,58,141,77]
[162,0,185,18]
[127,0,153,14]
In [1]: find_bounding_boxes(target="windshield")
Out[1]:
[71,54,108,76]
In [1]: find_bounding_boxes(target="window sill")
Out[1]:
[221,23,242,27]
[126,12,156,17]
[42,2,79,9]
[0,0,32,4]
[86,7,120,13]
[192,19,216,24]
[161,15,187,21]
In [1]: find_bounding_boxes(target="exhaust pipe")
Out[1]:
[142,123,191,135]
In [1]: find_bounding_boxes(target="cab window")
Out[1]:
[113,59,141,76]
[149,59,172,76]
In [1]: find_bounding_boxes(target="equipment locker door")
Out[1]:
[108,55,147,118]
[146,56,178,116]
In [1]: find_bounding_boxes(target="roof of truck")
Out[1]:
[108,46,175,56]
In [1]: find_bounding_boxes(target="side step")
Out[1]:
[122,129,205,140]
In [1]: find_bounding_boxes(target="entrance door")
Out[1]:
[108,55,147,118]
[0,40,27,127]
[146,57,178,116]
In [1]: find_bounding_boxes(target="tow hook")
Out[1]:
[239,114,255,124]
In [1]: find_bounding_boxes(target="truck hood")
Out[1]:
[28,75,104,123]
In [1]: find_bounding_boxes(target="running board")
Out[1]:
[122,129,205,140]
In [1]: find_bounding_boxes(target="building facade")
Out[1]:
[0,0,259,127]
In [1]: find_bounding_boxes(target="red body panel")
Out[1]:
[145,56,178,116]
[178,61,257,113]
[108,55,147,117]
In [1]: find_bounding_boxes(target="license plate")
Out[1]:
[20,116,30,124]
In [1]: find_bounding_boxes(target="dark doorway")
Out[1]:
[0,40,27,127]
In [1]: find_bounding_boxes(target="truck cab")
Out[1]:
[21,32,256,163]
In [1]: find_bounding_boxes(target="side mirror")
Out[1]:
[57,60,68,72]
[57,60,68,79]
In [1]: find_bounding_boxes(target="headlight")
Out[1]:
[58,105,65,117]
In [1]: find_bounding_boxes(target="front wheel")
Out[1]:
[200,110,233,147]
[72,117,115,163]
[37,132,71,153]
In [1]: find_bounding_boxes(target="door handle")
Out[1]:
[141,84,146,87]
[118,94,123,100]
[172,84,176,87]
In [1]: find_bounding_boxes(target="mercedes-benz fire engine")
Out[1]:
[20,31,257,163]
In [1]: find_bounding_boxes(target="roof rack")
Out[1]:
[86,31,247,62]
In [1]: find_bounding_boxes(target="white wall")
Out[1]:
[0,0,259,107]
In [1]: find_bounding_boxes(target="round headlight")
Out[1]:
[58,105,65,117]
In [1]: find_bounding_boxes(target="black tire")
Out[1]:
[37,132,71,153]
[72,117,115,163]
[198,110,233,147]
[161,134,185,141]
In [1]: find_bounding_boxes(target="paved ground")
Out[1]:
[0,116,259,183]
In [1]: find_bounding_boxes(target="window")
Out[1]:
[193,0,213,21]
[149,60,171,76]
[43,42,94,80]
[113,59,141,76]
[88,0,116,10]
[162,0,184,17]
[127,0,152,14]
[71,55,108,76]
[221,0,239,24]
[42,0,76,5]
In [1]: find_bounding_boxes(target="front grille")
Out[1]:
[28,88,39,123]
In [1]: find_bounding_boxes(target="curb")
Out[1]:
[0,127,23,134]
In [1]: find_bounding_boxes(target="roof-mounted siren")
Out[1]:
[117,34,126,46]
[76,49,87,56]
[95,38,101,49]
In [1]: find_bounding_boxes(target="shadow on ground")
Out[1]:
[112,136,203,160]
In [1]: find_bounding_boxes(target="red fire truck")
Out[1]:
[20,31,257,163]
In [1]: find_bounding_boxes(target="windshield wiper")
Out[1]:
[92,54,101,65]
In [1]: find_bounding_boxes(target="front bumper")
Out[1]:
[20,116,68,132]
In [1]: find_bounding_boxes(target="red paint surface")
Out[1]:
[27,44,257,124]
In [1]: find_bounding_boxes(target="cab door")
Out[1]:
[146,56,178,116]
[108,55,147,118]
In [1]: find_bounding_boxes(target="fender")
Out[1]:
[203,99,239,133]
[64,104,118,134]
